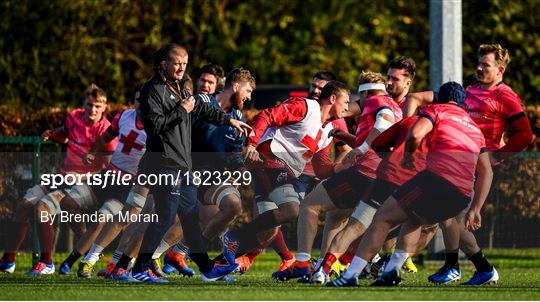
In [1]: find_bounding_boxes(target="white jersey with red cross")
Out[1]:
[257,98,334,177]
[109,109,146,175]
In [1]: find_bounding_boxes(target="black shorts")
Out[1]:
[322,166,374,209]
[392,170,471,225]
[366,178,398,209]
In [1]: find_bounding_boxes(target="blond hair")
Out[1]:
[84,83,107,103]
[478,44,511,68]
[225,67,256,89]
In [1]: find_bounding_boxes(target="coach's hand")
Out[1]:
[465,209,482,231]
[180,95,196,113]
[229,119,252,137]
[245,145,262,164]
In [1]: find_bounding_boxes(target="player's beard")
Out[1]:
[308,90,319,100]
[388,85,404,99]
[231,92,245,110]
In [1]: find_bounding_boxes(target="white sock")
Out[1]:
[296,252,311,262]
[314,257,324,270]
[84,244,104,265]
[111,250,122,264]
[342,256,368,279]
[152,240,171,259]
[384,249,409,273]
[172,241,188,255]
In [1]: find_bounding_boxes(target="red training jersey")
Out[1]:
[354,95,403,179]
[419,104,487,196]
[464,82,525,151]
[60,108,117,174]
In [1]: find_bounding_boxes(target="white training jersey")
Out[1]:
[260,98,334,177]
[109,109,146,175]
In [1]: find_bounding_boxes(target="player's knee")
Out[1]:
[346,218,367,235]
[279,202,299,221]
[35,200,50,214]
[98,199,124,216]
[59,196,81,212]
[302,182,329,206]
[372,207,393,225]
[39,190,65,215]
[22,185,45,206]
[440,217,455,229]
[66,184,95,211]
[220,195,243,218]
[350,201,377,229]
[125,190,147,212]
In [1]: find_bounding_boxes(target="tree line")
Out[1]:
[0,0,538,108]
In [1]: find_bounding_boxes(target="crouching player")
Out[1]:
[275,71,402,282]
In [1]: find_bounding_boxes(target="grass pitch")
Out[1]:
[1,250,539,300]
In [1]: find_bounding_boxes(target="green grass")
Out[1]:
[1,250,539,300]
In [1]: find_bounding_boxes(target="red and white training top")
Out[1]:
[247,97,335,177]
[464,82,525,151]
[353,95,403,179]
[419,104,487,197]
[60,108,117,175]
[302,118,348,177]
[107,109,147,175]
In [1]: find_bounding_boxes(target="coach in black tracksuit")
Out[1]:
[131,44,250,280]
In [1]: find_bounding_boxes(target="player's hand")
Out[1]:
[401,152,415,170]
[229,119,252,137]
[331,129,349,141]
[83,153,96,165]
[180,95,196,113]
[465,209,482,231]
[342,149,361,166]
[41,129,53,142]
[245,145,262,164]
[489,152,503,167]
